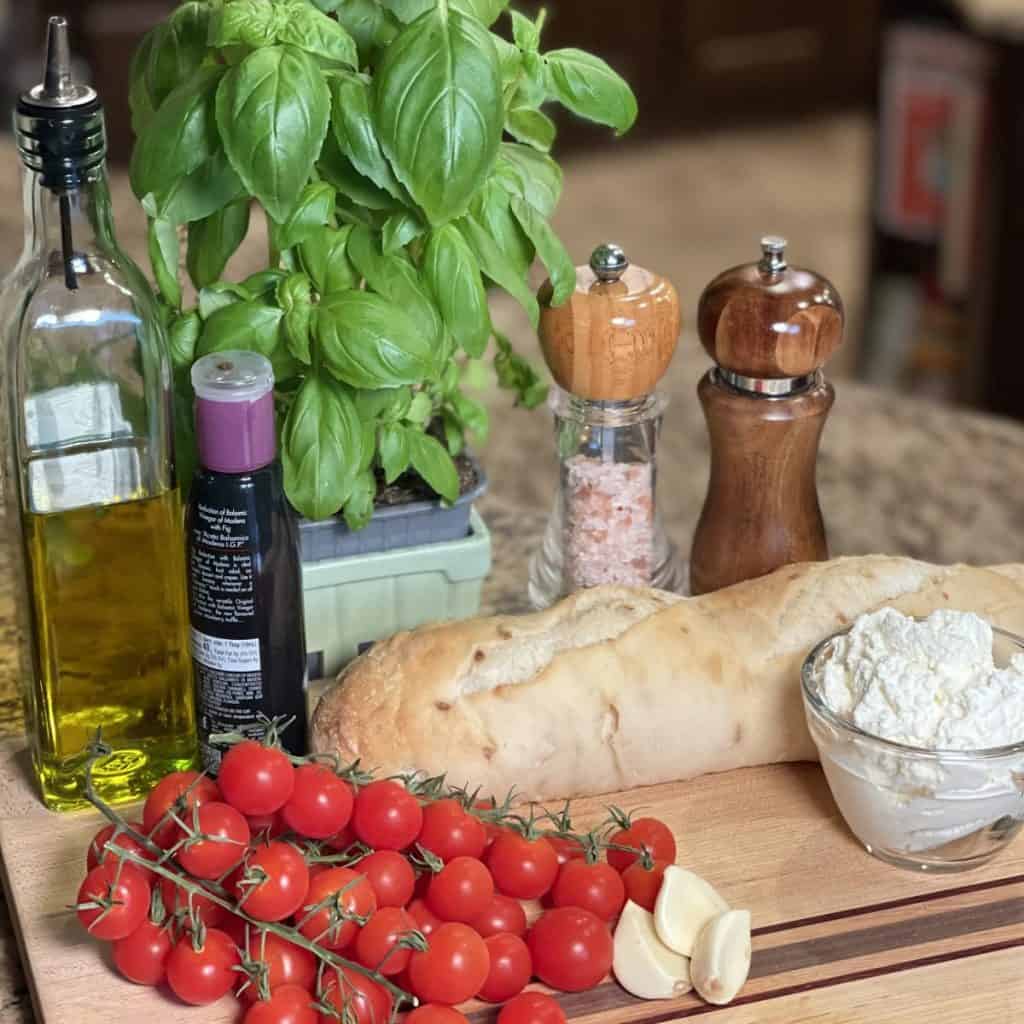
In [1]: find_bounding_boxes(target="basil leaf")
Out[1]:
[317,291,433,388]
[423,224,490,357]
[299,225,358,295]
[342,469,377,531]
[198,281,248,319]
[544,48,638,134]
[318,132,402,211]
[491,32,521,85]
[408,429,459,503]
[277,3,359,67]
[451,390,489,440]
[208,0,277,48]
[357,386,411,422]
[278,273,314,363]
[456,216,538,327]
[186,198,251,289]
[519,50,548,106]
[467,179,533,275]
[243,270,289,302]
[145,2,212,110]
[348,227,444,350]
[168,311,202,371]
[332,0,400,64]
[148,216,181,310]
[443,410,465,455]
[382,211,426,253]
[156,150,245,225]
[405,391,433,425]
[510,9,539,51]
[270,182,336,251]
[505,107,555,151]
[130,66,223,200]
[197,302,300,383]
[217,45,330,222]
[494,330,547,407]
[375,6,502,225]
[283,371,362,519]
[129,30,158,136]
[379,422,411,484]
[496,143,562,217]
[509,198,575,306]
[384,0,506,24]
[330,73,405,200]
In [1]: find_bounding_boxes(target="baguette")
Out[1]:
[311,557,1024,800]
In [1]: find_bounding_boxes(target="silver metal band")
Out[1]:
[715,368,819,397]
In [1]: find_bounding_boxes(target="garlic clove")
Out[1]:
[653,865,730,957]
[690,909,752,1006]
[613,899,693,1000]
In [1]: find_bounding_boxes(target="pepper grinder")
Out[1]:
[690,237,844,595]
[527,244,683,609]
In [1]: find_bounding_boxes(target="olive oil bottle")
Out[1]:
[1,19,196,810]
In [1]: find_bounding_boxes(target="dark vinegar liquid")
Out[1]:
[185,460,307,769]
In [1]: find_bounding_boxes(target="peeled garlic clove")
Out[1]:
[653,865,730,957]
[613,900,693,1000]
[690,909,752,1006]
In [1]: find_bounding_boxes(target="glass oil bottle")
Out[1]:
[0,18,197,810]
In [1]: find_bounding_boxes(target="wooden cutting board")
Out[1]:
[1,737,1023,1024]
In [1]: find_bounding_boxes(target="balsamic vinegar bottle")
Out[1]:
[186,351,307,770]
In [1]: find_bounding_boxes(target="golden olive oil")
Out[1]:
[21,490,197,810]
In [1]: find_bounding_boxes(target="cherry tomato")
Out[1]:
[406,1007,469,1024]
[357,850,416,908]
[220,911,249,948]
[546,836,586,867]
[281,764,354,840]
[621,858,669,912]
[319,967,392,1024]
[177,801,251,880]
[407,897,443,938]
[87,821,150,873]
[354,906,416,975]
[352,780,423,851]
[498,992,567,1024]
[219,740,296,816]
[606,816,676,873]
[244,984,318,1024]
[236,841,310,922]
[297,866,376,950]
[469,892,528,939]
[426,856,495,923]
[551,860,626,921]
[324,823,356,852]
[479,933,532,1003]
[527,907,613,992]
[166,927,240,1005]
[487,833,559,900]
[239,930,317,1005]
[160,875,226,929]
[407,922,490,1005]
[76,862,150,940]
[417,799,488,862]
[112,918,172,985]
[143,772,221,848]
[247,810,288,840]
[472,799,505,849]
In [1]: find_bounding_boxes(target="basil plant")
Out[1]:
[129,0,637,527]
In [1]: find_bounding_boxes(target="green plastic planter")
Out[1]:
[302,508,491,679]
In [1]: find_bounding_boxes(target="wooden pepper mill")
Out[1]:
[527,243,684,609]
[689,237,844,595]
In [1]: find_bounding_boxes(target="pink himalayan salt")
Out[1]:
[564,455,654,589]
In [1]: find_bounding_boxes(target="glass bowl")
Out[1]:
[801,623,1024,872]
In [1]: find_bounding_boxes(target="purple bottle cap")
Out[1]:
[192,351,276,473]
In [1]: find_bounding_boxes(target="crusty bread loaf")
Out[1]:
[311,557,1024,800]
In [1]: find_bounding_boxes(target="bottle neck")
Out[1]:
[21,164,116,270]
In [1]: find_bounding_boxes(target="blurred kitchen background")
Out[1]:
[1,1,1024,416]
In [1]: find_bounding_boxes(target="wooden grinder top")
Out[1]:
[698,237,844,380]
[538,244,681,401]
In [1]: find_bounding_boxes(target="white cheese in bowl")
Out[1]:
[820,608,1024,750]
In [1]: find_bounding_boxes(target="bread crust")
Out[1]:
[310,557,1024,800]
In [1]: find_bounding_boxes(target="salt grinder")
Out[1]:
[528,244,683,609]
[690,237,844,595]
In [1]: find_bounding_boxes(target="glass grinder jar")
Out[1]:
[528,244,683,609]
